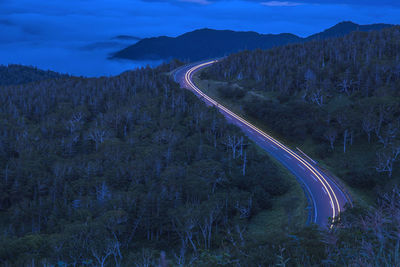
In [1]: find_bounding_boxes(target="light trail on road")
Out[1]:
[174,59,351,227]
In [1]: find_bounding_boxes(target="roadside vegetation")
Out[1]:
[0,62,306,266]
[200,26,400,204]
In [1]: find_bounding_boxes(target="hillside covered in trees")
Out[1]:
[0,64,68,86]
[201,26,400,197]
[1,50,400,265]
[0,62,301,266]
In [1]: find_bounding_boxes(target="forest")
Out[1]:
[1,27,400,265]
[202,26,400,195]
[0,61,297,266]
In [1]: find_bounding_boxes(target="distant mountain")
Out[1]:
[81,35,142,52]
[112,35,141,41]
[113,22,395,62]
[306,21,393,40]
[0,64,68,86]
[113,29,301,61]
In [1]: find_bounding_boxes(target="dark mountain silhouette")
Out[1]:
[112,35,141,41]
[113,21,394,61]
[113,29,301,61]
[306,21,393,40]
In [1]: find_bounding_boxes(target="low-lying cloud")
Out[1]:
[0,0,398,76]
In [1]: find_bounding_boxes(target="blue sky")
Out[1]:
[0,0,399,76]
[1,0,399,41]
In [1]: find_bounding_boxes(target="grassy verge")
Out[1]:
[193,70,368,208]
[247,146,308,243]
[192,76,291,145]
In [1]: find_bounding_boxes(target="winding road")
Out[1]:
[172,60,352,228]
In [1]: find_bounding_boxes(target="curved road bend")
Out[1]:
[173,60,351,228]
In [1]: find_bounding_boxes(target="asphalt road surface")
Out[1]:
[172,60,352,228]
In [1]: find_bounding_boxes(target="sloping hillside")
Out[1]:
[0,64,68,86]
[306,21,393,40]
[201,26,400,193]
[0,61,299,266]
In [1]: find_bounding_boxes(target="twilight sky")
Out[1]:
[0,0,399,76]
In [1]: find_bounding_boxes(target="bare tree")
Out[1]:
[336,113,349,153]
[324,128,338,151]
[242,151,247,176]
[88,129,107,151]
[66,112,83,134]
[91,241,114,267]
[96,181,111,204]
[310,88,324,107]
[376,123,399,148]
[198,203,221,249]
[338,78,353,96]
[134,249,156,267]
[376,143,400,177]
[343,129,349,153]
[235,197,252,219]
[171,214,198,253]
[222,135,246,159]
[362,111,375,144]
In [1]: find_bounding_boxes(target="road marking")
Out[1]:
[271,145,278,150]
[322,187,328,195]
[297,164,305,170]
[310,175,317,182]
[258,136,264,141]
[284,154,291,159]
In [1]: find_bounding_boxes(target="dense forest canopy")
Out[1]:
[203,26,400,192]
[2,25,400,265]
[0,61,295,266]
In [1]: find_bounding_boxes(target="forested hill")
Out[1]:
[203,26,400,194]
[1,53,400,266]
[113,21,394,61]
[0,64,68,86]
[0,61,293,265]
[306,21,393,40]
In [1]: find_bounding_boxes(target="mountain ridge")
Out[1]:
[306,21,394,40]
[113,21,394,61]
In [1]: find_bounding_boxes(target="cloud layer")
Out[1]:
[1,0,399,42]
[0,0,399,76]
